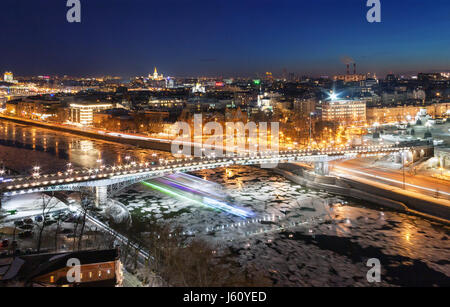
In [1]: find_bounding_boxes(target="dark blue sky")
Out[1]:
[1,0,449,78]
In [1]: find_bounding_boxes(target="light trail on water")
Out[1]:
[141,180,254,218]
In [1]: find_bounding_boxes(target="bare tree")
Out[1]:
[53,214,63,252]
[35,193,59,253]
[77,190,93,251]
[121,218,272,287]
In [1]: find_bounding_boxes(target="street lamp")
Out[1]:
[32,166,40,178]
[401,151,406,190]
[96,159,105,170]
[309,112,314,146]
[328,90,340,101]
[67,163,73,173]
[124,156,131,165]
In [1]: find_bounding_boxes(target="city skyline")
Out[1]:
[1,0,449,78]
[1,0,450,290]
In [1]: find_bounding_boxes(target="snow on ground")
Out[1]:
[1,193,67,221]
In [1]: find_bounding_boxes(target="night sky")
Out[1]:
[1,0,449,78]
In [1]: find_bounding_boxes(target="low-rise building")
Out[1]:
[0,249,123,287]
[93,108,169,133]
[69,103,114,126]
[435,147,450,169]
[322,99,366,123]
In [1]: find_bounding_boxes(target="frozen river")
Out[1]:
[115,166,450,287]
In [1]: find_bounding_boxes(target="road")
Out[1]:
[331,159,450,200]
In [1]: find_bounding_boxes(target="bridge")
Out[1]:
[0,145,411,206]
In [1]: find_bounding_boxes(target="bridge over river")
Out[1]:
[0,145,411,206]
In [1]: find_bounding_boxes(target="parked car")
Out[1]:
[23,218,33,225]
[1,240,9,248]
[34,215,43,223]
[14,220,24,227]
[18,231,33,239]
[19,224,34,230]
[44,220,56,226]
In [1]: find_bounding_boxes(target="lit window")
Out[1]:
[50,276,55,283]
[89,272,92,278]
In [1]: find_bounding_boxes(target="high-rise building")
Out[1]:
[3,71,15,83]
[149,67,164,81]
[294,97,316,116]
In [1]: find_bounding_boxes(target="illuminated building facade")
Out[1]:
[322,100,366,123]
[3,71,17,84]
[294,97,316,116]
[148,97,184,108]
[366,103,450,125]
[334,74,367,83]
[149,67,164,81]
[0,249,123,287]
[334,63,366,83]
[69,103,113,126]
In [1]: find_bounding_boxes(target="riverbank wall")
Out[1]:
[275,163,450,225]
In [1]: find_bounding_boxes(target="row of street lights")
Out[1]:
[14,145,404,184]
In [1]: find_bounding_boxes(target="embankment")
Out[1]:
[0,114,173,152]
[275,163,450,225]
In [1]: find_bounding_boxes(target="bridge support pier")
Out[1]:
[95,186,108,207]
[395,151,412,165]
[394,152,402,164]
[314,161,329,176]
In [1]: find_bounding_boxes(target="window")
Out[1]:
[89,272,92,279]
[50,276,55,283]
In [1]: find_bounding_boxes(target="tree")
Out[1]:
[122,218,272,287]
[53,214,64,252]
[35,193,59,253]
[77,190,94,251]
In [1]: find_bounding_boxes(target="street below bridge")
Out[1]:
[331,159,450,200]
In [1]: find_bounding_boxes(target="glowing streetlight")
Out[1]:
[32,166,40,178]
[329,92,339,101]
